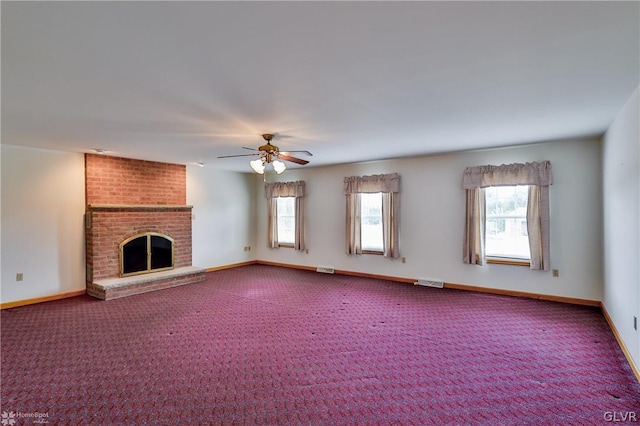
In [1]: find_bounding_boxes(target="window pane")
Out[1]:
[277,197,295,244]
[361,192,383,251]
[485,185,530,259]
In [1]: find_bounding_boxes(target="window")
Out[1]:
[485,185,530,262]
[360,192,383,252]
[344,173,400,258]
[462,161,552,270]
[276,197,295,246]
[265,181,305,251]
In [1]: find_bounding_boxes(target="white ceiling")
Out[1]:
[2,1,639,172]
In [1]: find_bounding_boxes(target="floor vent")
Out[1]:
[316,266,335,274]
[415,278,444,288]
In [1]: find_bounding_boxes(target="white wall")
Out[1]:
[0,147,258,304]
[256,138,603,302]
[0,138,606,306]
[1,145,86,303]
[603,86,640,369]
[187,166,257,268]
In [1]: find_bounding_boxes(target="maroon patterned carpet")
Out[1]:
[2,265,639,425]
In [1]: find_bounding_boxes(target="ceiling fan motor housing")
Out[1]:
[259,134,279,154]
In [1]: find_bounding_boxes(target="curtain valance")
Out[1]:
[265,181,305,199]
[344,173,400,194]
[462,161,552,189]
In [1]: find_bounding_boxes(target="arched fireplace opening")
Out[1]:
[120,232,174,277]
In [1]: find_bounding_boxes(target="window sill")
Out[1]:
[362,250,384,255]
[487,257,530,267]
[277,243,294,249]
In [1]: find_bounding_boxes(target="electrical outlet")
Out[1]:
[552,269,559,277]
[401,257,406,263]
[16,273,23,282]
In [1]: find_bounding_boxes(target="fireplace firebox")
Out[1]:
[120,232,174,277]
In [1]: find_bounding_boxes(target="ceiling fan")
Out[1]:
[217,134,312,175]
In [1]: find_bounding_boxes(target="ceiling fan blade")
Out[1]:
[242,147,259,151]
[279,150,313,156]
[277,154,309,165]
[217,153,261,159]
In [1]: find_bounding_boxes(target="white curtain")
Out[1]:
[462,161,553,188]
[344,173,400,258]
[345,193,362,255]
[344,173,400,194]
[527,185,550,271]
[294,196,305,251]
[267,197,279,249]
[265,181,305,250]
[382,192,400,258]
[462,188,486,266]
[462,161,552,270]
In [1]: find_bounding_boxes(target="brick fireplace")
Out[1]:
[84,154,205,300]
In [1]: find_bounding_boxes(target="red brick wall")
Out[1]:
[85,154,186,205]
[87,207,192,280]
[84,155,192,281]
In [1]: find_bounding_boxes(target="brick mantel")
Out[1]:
[87,205,194,211]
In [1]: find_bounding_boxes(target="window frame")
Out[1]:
[484,185,531,267]
[486,257,530,267]
[360,192,384,254]
[275,196,296,248]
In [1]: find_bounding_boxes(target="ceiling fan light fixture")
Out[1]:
[219,133,311,173]
[272,160,287,174]
[250,158,265,174]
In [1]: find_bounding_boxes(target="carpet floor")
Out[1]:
[1,264,639,425]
